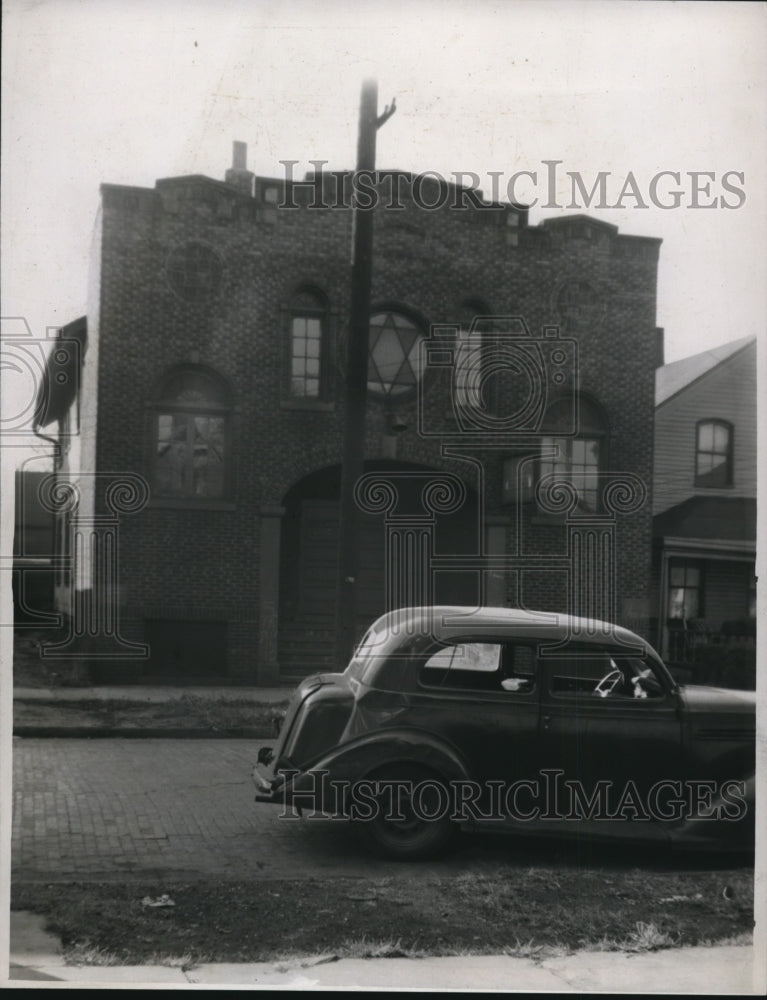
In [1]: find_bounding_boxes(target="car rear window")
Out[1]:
[419,642,536,694]
[424,643,501,672]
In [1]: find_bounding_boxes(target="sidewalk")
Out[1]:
[6,912,761,991]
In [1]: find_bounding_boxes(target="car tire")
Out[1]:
[353,762,456,861]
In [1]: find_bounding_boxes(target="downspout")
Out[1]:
[32,424,61,458]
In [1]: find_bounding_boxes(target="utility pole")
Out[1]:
[335,79,396,668]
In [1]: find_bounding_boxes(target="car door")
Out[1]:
[536,643,683,835]
[408,638,542,819]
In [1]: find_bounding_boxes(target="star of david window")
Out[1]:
[367,311,425,397]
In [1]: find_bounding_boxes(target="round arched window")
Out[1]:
[166,242,223,302]
[367,311,425,397]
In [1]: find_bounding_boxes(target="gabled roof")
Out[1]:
[655,335,756,406]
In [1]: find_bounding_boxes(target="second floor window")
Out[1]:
[539,395,606,511]
[695,420,733,487]
[289,287,329,399]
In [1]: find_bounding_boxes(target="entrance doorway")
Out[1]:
[278,461,480,679]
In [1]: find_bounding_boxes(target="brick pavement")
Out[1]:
[10,737,524,882]
[11,737,371,881]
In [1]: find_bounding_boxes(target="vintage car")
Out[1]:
[253,606,755,859]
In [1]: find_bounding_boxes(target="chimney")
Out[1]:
[225,141,255,197]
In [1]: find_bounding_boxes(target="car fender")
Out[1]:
[284,727,473,809]
[671,773,755,850]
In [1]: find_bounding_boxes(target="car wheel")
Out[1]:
[354,763,456,861]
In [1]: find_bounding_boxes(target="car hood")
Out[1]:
[679,684,755,716]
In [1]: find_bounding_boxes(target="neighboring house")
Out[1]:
[652,335,757,677]
[33,144,662,685]
[12,317,87,626]
[12,469,55,622]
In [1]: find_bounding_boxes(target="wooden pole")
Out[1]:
[334,79,395,668]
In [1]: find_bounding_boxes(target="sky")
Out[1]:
[1,0,766,372]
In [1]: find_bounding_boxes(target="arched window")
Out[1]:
[539,395,607,511]
[152,367,231,500]
[289,287,329,399]
[695,419,733,487]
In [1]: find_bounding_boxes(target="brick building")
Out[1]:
[38,145,662,685]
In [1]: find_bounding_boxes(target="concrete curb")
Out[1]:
[6,946,761,991]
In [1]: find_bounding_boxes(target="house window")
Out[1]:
[539,395,606,511]
[367,310,425,397]
[695,420,733,487]
[668,562,702,620]
[153,367,231,500]
[289,288,329,399]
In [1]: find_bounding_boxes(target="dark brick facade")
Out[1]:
[87,154,660,684]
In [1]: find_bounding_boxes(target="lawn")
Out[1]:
[13,694,287,736]
[12,863,754,967]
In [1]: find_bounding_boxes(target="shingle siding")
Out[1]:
[653,341,757,516]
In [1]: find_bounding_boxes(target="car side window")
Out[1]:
[545,650,664,700]
[547,655,606,697]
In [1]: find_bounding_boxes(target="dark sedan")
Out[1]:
[254,606,755,859]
